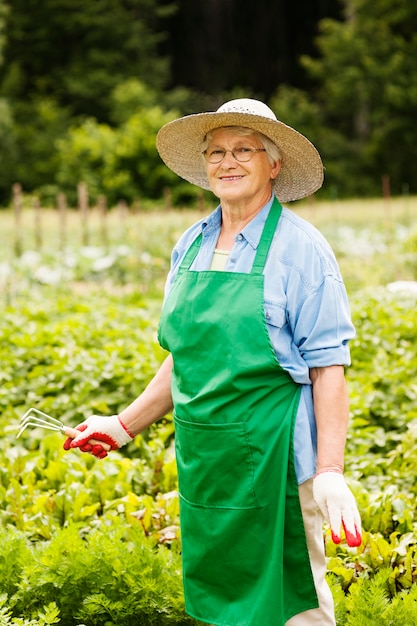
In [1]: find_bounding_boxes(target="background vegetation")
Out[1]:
[0,0,416,205]
[1,0,417,622]
[0,197,417,623]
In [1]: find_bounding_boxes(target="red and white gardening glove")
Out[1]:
[313,471,362,547]
[63,414,134,459]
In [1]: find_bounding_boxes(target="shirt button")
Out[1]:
[236,234,243,241]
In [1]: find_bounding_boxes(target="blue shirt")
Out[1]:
[164,195,355,484]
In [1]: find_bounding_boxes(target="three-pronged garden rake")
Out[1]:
[16,407,110,450]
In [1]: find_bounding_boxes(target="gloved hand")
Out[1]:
[63,414,134,459]
[313,471,362,547]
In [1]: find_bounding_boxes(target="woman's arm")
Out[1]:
[118,354,174,436]
[309,364,362,546]
[309,364,349,474]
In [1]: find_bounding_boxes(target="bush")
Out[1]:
[0,522,195,625]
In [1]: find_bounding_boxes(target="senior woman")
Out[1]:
[64,99,362,626]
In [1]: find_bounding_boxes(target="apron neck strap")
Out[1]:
[179,233,202,273]
[179,197,283,274]
[251,197,282,275]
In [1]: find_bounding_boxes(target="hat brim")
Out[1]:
[156,111,324,202]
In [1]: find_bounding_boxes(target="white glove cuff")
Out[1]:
[85,414,134,448]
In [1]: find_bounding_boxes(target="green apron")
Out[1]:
[158,198,318,626]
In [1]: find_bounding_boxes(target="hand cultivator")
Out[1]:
[16,408,110,450]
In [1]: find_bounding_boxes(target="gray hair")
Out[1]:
[202,126,282,165]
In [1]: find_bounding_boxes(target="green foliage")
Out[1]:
[0,289,168,438]
[0,0,7,66]
[53,82,192,205]
[269,86,324,149]
[347,288,417,492]
[329,569,417,625]
[0,97,17,194]
[302,0,417,197]
[0,2,180,204]
[0,522,195,625]
[1,0,417,203]
[6,97,72,196]
[0,594,60,625]
[1,205,417,622]
[268,85,357,201]
[0,0,174,119]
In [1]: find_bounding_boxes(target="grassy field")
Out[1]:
[1,194,416,297]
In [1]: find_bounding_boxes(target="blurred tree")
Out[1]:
[10,98,72,191]
[0,0,177,204]
[0,0,175,121]
[0,0,7,64]
[53,80,195,206]
[302,0,417,196]
[2,0,416,203]
[0,98,17,195]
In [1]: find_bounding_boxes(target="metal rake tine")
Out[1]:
[20,408,63,428]
[19,416,63,431]
[16,420,61,438]
[20,412,61,427]
[16,421,30,438]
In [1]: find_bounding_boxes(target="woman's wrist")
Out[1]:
[315,464,344,477]
[118,415,135,439]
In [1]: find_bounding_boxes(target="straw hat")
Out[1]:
[156,98,324,202]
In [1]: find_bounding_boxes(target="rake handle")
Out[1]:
[63,426,112,452]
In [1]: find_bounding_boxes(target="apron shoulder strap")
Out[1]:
[251,197,282,275]
[178,233,202,273]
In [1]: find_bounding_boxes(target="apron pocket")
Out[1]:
[174,414,260,509]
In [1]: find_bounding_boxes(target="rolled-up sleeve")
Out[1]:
[293,275,355,368]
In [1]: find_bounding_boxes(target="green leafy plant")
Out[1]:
[1,204,417,623]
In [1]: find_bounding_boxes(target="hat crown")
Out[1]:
[216,98,277,121]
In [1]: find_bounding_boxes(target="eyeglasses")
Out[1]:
[203,147,266,164]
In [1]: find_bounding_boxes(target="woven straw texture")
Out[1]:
[156,102,324,203]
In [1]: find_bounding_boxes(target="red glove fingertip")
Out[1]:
[91,444,108,458]
[342,521,362,547]
[63,437,73,451]
[345,526,362,547]
[331,530,341,544]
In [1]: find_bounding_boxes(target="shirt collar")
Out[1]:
[201,205,222,236]
[242,195,275,250]
[200,194,275,249]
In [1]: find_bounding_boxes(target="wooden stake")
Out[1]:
[12,183,23,257]
[78,182,89,246]
[33,197,42,251]
[57,192,67,252]
[97,195,108,248]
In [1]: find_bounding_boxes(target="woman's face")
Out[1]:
[204,128,281,206]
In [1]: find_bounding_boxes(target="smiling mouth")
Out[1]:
[220,176,244,181]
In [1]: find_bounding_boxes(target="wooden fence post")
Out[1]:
[117,199,128,240]
[197,191,205,213]
[78,182,89,246]
[382,174,392,245]
[57,192,67,252]
[163,187,172,211]
[12,183,23,257]
[97,195,108,248]
[33,197,42,251]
